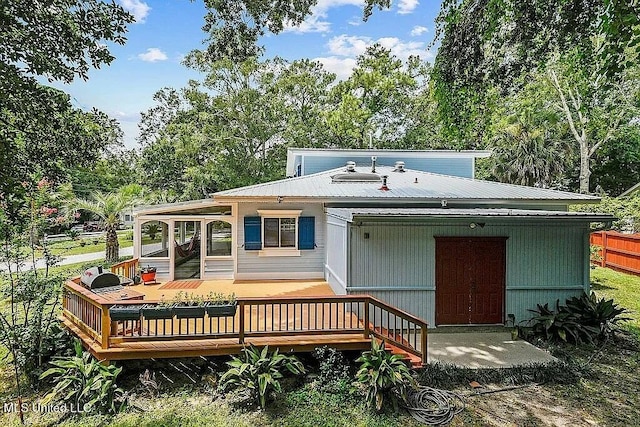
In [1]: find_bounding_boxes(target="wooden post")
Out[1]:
[238,301,245,344]
[101,307,110,349]
[602,231,608,267]
[363,299,370,339]
[420,324,428,366]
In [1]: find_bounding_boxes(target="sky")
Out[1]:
[54,0,443,148]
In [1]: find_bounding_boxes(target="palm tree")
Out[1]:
[72,192,133,263]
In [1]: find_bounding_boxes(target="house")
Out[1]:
[132,148,612,327]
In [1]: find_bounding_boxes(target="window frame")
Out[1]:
[256,210,302,257]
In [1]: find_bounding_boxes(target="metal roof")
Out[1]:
[213,166,600,203]
[326,208,615,222]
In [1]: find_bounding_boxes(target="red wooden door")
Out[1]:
[435,237,506,325]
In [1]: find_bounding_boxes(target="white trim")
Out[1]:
[257,210,302,253]
[234,271,324,280]
[259,249,301,257]
[257,209,302,217]
[324,264,346,294]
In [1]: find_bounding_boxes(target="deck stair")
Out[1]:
[370,324,424,369]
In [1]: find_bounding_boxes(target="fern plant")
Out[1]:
[220,344,305,408]
[39,340,127,414]
[356,339,416,412]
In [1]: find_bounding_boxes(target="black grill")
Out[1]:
[80,266,130,291]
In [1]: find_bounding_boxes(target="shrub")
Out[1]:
[524,301,598,343]
[523,292,629,343]
[219,345,306,409]
[39,340,127,414]
[356,339,416,412]
[312,346,352,393]
[564,292,630,338]
[65,228,80,240]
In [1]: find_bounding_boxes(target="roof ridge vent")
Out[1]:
[393,161,406,172]
[346,161,356,172]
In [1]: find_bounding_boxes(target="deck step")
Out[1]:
[385,343,423,368]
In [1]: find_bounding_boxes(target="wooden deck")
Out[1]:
[61,259,428,365]
[64,319,371,361]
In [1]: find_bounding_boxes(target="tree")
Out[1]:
[431,0,640,146]
[546,55,640,193]
[138,56,338,197]
[0,180,70,424]
[71,192,136,263]
[198,0,390,61]
[326,45,424,148]
[485,77,573,187]
[1,1,133,221]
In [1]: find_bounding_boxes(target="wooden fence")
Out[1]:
[590,231,640,276]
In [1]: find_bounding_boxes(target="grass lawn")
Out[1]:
[591,266,640,336]
[42,232,133,257]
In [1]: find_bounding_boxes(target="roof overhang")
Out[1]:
[326,208,615,223]
[133,198,220,216]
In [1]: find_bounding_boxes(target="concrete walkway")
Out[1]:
[0,246,134,271]
[428,332,556,368]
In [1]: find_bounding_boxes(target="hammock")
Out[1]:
[175,232,199,257]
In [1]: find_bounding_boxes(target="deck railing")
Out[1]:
[62,280,428,365]
[110,258,139,279]
[62,279,108,349]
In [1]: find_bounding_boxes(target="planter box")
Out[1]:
[141,271,157,283]
[205,303,238,317]
[173,304,206,319]
[109,305,141,321]
[141,304,174,320]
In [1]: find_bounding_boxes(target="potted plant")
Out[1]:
[140,265,157,284]
[141,295,173,320]
[172,292,206,319]
[205,292,237,317]
[109,304,141,321]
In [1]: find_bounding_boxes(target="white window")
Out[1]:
[257,210,302,256]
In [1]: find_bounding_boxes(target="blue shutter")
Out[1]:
[298,216,315,250]
[244,217,261,250]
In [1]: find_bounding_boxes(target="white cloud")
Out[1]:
[313,56,358,81]
[347,16,362,26]
[326,34,432,62]
[397,0,419,15]
[285,0,365,34]
[410,25,428,36]
[112,111,141,122]
[137,48,167,62]
[120,0,150,23]
[328,34,372,57]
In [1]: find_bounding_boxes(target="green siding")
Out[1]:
[347,220,590,326]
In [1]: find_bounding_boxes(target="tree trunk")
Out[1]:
[105,225,119,263]
[579,143,591,194]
